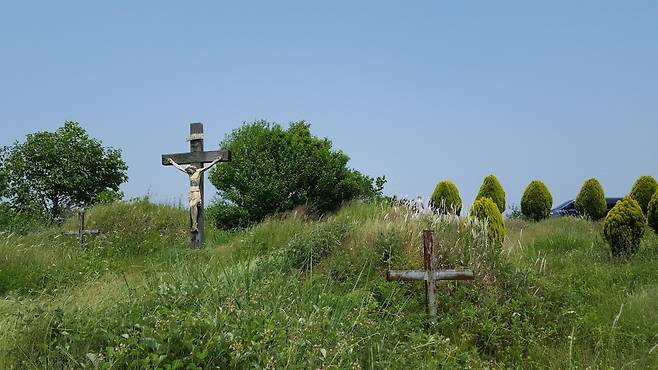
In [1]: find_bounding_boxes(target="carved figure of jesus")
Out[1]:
[167,156,223,232]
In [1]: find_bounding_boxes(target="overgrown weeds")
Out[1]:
[1,201,657,368]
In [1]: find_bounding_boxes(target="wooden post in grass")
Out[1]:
[386,230,474,324]
[161,123,231,249]
[63,208,101,245]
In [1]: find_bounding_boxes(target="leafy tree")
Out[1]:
[430,180,462,215]
[521,180,553,221]
[208,120,385,228]
[630,175,657,215]
[475,175,506,213]
[0,121,128,220]
[575,178,607,220]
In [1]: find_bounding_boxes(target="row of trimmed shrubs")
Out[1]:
[430,175,658,257]
[430,175,507,248]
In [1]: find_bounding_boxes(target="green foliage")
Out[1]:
[647,190,658,234]
[2,203,658,368]
[0,121,128,219]
[469,197,506,246]
[476,174,506,213]
[206,199,252,229]
[93,189,124,205]
[521,180,553,221]
[208,120,385,228]
[603,196,646,256]
[630,175,658,215]
[575,178,607,220]
[430,180,462,214]
[507,204,524,220]
[284,220,351,271]
[0,201,48,233]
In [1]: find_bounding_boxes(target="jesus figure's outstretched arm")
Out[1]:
[167,158,188,173]
[199,156,223,173]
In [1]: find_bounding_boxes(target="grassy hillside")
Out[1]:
[1,200,657,369]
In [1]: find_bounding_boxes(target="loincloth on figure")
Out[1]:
[188,186,202,207]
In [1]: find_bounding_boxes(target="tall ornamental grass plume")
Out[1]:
[630,175,658,215]
[429,180,462,215]
[476,175,506,213]
[469,197,505,247]
[603,196,646,257]
[648,190,658,234]
[575,178,607,220]
[521,180,553,221]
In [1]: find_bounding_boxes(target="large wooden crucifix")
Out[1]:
[161,123,231,249]
[386,230,474,324]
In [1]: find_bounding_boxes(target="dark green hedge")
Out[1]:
[575,178,607,220]
[630,175,657,215]
[470,197,505,247]
[430,180,462,215]
[648,190,658,235]
[603,196,646,257]
[476,175,506,213]
[521,180,553,222]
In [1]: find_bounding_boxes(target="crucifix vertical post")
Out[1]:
[162,123,231,249]
[189,123,205,248]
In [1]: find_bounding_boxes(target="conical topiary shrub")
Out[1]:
[630,175,658,215]
[648,190,658,234]
[603,196,646,256]
[476,175,506,213]
[575,178,607,220]
[521,180,553,221]
[430,180,462,215]
[469,197,505,247]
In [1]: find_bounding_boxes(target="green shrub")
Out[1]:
[430,180,462,214]
[603,196,646,256]
[575,178,607,220]
[284,221,351,271]
[521,180,553,221]
[630,175,658,214]
[476,175,506,213]
[648,190,658,234]
[207,200,252,229]
[208,121,385,228]
[469,197,505,246]
[0,202,48,234]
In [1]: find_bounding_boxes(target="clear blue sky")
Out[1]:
[1,1,657,211]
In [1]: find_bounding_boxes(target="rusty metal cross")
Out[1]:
[386,230,474,324]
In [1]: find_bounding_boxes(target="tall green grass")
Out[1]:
[0,200,657,368]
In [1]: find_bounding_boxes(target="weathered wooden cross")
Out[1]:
[386,230,474,324]
[161,122,231,249]
[63,208,101,245]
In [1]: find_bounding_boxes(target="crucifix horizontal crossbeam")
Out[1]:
[160,150,231,166]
